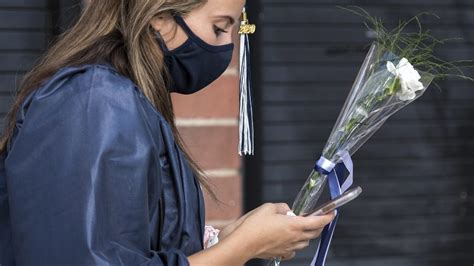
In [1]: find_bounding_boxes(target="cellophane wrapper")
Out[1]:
[292,42,434,215]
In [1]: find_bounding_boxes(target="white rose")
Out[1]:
[386,57,424,101]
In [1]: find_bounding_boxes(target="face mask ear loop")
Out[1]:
[153,30,176,91]
[154,31,171,55]
[173,14,196,38]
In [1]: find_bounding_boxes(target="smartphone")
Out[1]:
[302,186,362,217]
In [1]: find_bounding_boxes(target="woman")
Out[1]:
[0,0,335,265]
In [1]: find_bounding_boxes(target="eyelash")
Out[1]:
[213,25,228,36]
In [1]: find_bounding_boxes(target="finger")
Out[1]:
[281,251,296,261]
[291,240,311,251]
[298,211,336,231]
[300,228,324,240]
[274,202,291,214]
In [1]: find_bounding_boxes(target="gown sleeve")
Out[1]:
[4,66,191,265]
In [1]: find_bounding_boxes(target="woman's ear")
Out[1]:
[150,15,179,41]
[150,16,165,32]
[150,15,188,51]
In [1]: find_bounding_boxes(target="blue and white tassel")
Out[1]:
[238,7,256,156]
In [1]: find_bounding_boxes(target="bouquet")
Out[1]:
[271,6,473,266]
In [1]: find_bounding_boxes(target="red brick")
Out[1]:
[171,75,239,118]
[203,175,242,221]
[178,125,240,170]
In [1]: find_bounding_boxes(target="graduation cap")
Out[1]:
[238,7,256,156]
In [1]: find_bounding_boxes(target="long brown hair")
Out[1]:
[0,0,218,200]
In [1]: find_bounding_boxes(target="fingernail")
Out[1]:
[286,211,296,216]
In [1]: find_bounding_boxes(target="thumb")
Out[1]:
[274,202,291,214]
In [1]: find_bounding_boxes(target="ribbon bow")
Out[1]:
[311,150,353,266]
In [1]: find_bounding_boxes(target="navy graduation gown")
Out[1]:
[0,63,205,265]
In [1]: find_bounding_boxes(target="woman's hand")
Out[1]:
[232,202,335,261]
[218,208,256,241]
[189,202,334,265]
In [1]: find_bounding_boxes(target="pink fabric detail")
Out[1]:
[203,225,220,249]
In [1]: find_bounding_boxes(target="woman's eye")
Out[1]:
[213,25,228,36]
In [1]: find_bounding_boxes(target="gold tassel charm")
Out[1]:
[239,10,256,35]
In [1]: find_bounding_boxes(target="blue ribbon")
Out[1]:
[310,150,353,266]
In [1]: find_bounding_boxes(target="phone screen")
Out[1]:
[302,186,362,216]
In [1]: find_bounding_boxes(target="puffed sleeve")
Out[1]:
[4,66,190,265]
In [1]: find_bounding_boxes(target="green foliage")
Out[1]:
[337,5,474,85]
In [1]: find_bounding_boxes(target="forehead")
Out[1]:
[199,0,245,20]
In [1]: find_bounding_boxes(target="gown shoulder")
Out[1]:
[0,62,204,265]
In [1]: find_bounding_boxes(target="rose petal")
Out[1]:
[397,58,410,68]
[406,79,424,92]
[386,61,397,75]
[397,89,416,101]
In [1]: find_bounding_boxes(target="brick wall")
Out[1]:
[172,38,243,229]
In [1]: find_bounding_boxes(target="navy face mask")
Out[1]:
[156,15,234,94]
